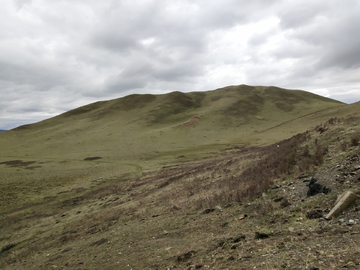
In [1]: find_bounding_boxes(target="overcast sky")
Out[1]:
[1,0,360,130]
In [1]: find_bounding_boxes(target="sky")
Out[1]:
[1,0,360,130]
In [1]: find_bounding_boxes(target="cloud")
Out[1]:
[0,0,359,129]
[14,0,32,11]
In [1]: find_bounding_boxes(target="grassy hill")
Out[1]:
[1,85,360,269]
[0,85,344,159]
[0,85,345,209]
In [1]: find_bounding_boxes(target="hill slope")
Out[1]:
[0,90,359,269]
[0,85,354,211]
[0,85,344,158]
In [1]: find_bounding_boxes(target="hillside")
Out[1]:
[0,85,346,210]
[1,85,359,269]
[0,85,344,160]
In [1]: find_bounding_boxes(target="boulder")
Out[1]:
[307,177,331,197]
[325,191,359,219]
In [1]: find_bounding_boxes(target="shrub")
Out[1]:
[297,156,312,172]
[351,133,360,146]
[313,145,325,165]
[340,141,349,151]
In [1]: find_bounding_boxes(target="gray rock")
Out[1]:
[348,219,355,226]
[325,191,359,219]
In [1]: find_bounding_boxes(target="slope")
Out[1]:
[1,99,359,270]
[0,85,348,210]
[0,85,344,158]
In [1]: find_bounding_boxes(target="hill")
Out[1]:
[0,85,346,209]
[0,85,344,159]
[1,85,360,269]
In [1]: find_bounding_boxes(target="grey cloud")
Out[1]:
[277,1,360,71]
[14,0,32,11]
[271,40,319,60]
[0,61,74,91]
[153,61,203,82]
[90,32,139,53]
[120,62,154,78]
[199,0,276,28]
[248,29,277,47]
[314,15,360,69]
[278,1,326,30]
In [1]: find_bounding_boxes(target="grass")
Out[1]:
[1,85,360,269]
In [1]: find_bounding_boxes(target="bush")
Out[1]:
[351,133,360,146]
[313,144,328,165]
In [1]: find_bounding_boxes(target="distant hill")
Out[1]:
[0,85,349,164]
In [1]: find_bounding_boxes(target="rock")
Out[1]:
[338,218,345,224]
[325,191,359,219]
[177,250,196,261]
[280,198,291,208]
[347,219,355,226]
[202,208,215,214]
[322,186,331,194]
[170,205,181,211]
[187,265,202,270]
[273,196,284,202]
[215,205,223,212]
[220,222,228,227]
[238,214,247,220]
[307,177,331,197]
[255,231,270,239]
[346,261,356,267]
[270,184,280,189]
[233,235,246,243]
[288,227,295,232]
[306,209,323,219]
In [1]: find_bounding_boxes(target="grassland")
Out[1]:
[1,85,359,269]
